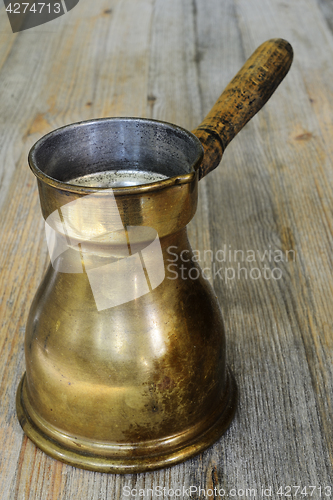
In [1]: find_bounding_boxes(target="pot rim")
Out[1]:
[28,117,204,196]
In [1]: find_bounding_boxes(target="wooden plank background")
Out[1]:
[0,0,333,498]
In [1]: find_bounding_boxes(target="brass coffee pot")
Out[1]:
[16,39,293,473]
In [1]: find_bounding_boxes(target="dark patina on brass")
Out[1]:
[16,39,293,473]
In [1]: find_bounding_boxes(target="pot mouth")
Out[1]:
[28,117,204,195]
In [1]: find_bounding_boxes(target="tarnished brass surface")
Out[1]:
[17,372,237,473]
[16,153,238,471]
[16,39,293,472]
[16,117,238,472]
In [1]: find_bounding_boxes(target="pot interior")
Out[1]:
[29,118,203,187]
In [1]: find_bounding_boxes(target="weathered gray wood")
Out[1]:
[1,0,333,498]
[317,0,333,33]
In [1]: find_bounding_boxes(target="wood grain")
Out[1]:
[192,38,293,179]
[1,0,333,497]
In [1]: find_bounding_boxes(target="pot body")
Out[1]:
[16,118,237,473]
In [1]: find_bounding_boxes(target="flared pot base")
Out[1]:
[16,369,237,473]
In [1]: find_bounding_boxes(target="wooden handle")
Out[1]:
[192,38,293,179]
